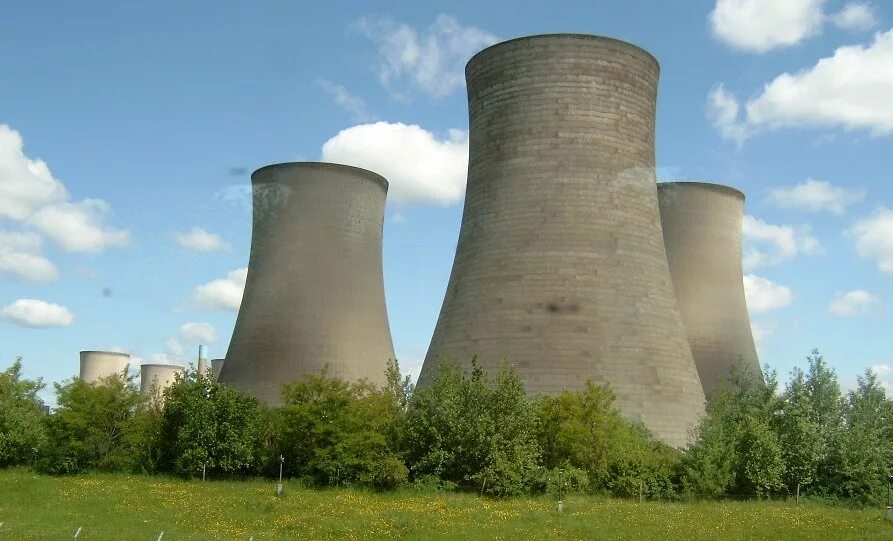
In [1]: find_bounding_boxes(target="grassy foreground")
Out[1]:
[0,469,890,540]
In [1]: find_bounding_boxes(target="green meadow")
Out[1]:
[1,469,890,540]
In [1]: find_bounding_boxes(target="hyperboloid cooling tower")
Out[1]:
[140,363,184,398]
[657,182,761,395]
[79,351,130,384]
[219,162,396,404]
[419,34,705,447]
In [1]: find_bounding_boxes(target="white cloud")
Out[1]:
[711,30,893,142]
[28,199,130,253]
[165,337,185,357]
[354,14,497,98]
[193,267,247,311]
[710,0,825,53]
[317,80,372,122]
[742,215,820,270]
[173,227,228,252]
[707,84,752,145]
[744,274,794,313]
[828,289,880,316]
[0,124,129,261]
[830,3,877,31]
[0,125,68,220]
[871,364,891,393]
[180,322,216,344]
[849,207,893,272]
[768,179,864,214]
[0,230,58,282]
[1,298,75,328]
[321,122,468,205]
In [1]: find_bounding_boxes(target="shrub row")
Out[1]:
[1,350,890,503]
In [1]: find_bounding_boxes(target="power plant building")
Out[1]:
[419,34,705,447]
[140,363,184,399]
[79,351,130,384]
[657,182,761,395]
[219,162,396,404]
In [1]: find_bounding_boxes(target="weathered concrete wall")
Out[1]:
[419,34,705,447]
[658,182,761,395]
[140,363,184,398]
[220,162,396,404]
[79,351,130,384]
[210,359,225,382]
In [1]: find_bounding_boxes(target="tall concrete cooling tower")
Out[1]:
[657,182,761,395]
[140,363,184,398]
[419,34,705,447]
[79,351,130,384]
[219,162,396,404]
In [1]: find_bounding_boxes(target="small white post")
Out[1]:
[157,531,164,541]
[74,526,82,538]
[277,455,284,496]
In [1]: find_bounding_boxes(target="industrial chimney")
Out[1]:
[658,182,761,395]
[219,162,396,404]
[419,34,705,447]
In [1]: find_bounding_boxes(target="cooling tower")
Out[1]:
[219,162,396,404]
[210,359,225,382]
[657,182,761,395]
[140,363,184,398]
[79,351,130,384]
[419,34,704,447]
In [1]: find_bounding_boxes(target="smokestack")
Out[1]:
[197,345,208,376]
[419,34,704,447]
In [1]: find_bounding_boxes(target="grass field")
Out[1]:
[1,469,891,540]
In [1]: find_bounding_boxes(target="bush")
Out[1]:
[40,373,143,474]
[535,381,679,499]
[404,360,541,497]
[0,358,48,468]
[276,361,407,489]
[157,370,268,477]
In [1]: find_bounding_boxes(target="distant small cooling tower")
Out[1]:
[658,182,761,395]
[219,162,396,404]
[140,363,184,398]
[79,351,130,384]
[419,34,704,447]
[210,359,225,382]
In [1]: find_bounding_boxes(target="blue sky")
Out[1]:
[1,0,891,403]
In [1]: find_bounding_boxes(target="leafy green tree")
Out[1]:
[828,369,891,504]
[0,358,48,467]
[158,370,268,477]
[776,368,822,496]
[683,364,783,498]
[41,373,143,474]
[277,363,408,489]
[536,381,678,498]
[404,361,541,497]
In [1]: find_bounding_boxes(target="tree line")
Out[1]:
[0,350,890,504]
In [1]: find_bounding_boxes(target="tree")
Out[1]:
[41,373,143,474]
[158,370,268,477]
[682,364,784,498]
[776,368,822,497]
[277,363,408,489]
[829,369,891,504]
[0,358,48,467]
[404,361,541,497]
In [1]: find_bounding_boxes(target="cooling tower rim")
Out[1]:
[658,181,745,200]
[139,363,185,370]
[467,33,659,73]
[80,350,130,357]
[251,162,389,191]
